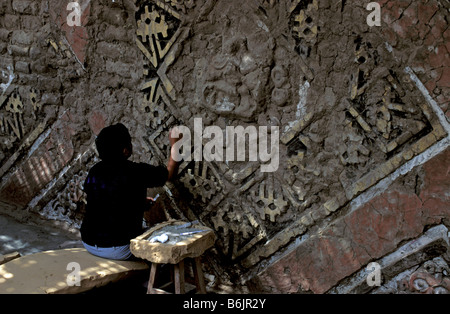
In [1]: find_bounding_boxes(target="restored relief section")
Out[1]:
[134,0,449,291]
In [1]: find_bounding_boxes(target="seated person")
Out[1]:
[80,123,180,260]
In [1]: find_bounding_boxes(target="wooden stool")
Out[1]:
[130,220,215,294]
[147,257,206,294]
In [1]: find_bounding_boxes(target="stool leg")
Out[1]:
[193,257,206,294]
[174,260,185,294]
[147,263,158,294]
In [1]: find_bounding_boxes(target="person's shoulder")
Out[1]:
[126,160,149,167]
[126,161,167,175]
[125,160,155,172]
[125,161,168,187]
[88,161,104,173]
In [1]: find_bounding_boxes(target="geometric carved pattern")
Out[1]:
[0,29,81,208]
[135,0,448,276]
[0,86,44,164]
[211,200,265,261]
[2,91,25,141]
[339,36,447,200]
[38,148,98,227]
[290,0,319,57]
[136,1,184,133]
[395,257,450,294]
[251,179,288,223]
[179,161,221,203]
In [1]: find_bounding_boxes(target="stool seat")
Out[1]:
[130,220,215,264]
[130,220,215,294]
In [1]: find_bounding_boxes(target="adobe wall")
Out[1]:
[0,0,449,293]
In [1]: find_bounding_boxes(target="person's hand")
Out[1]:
[145,197,155,207]
[169,127,183,147]
[143,196,166,225]
[167,128,182,180]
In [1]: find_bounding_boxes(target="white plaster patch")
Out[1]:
[404,66,450,134]
[285,81,310,132]
[296,81,310,120]
[0,66,15,96]
[256,20,269,33]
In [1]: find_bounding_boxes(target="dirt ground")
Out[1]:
[0,213,82,257]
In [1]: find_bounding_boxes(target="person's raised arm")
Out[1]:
[167,127,182,181]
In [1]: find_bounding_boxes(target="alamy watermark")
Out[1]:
[66,262,81,287]
[366,2,381,27]
[67,1,82,27]
[65,1,381,28]
[171,118,280,173]
[366,262,382,287]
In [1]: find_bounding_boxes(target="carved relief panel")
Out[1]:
[134,0,448,279]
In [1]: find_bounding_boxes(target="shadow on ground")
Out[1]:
[0,214,82,256]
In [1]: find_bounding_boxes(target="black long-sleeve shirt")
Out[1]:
[80,160,168,247]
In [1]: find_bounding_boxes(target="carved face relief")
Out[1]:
[194,22,274,122]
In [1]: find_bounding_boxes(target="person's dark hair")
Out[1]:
[95,123,132,161]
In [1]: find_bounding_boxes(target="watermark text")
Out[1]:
[366,2,381,27]
[171,118,280,173]
[67,1,82,27]
[366,262,381,287]
[66,262,81,287]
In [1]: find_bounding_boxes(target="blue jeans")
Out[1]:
[82,241,133,261]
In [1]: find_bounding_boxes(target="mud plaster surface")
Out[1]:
[0,0,448,294]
